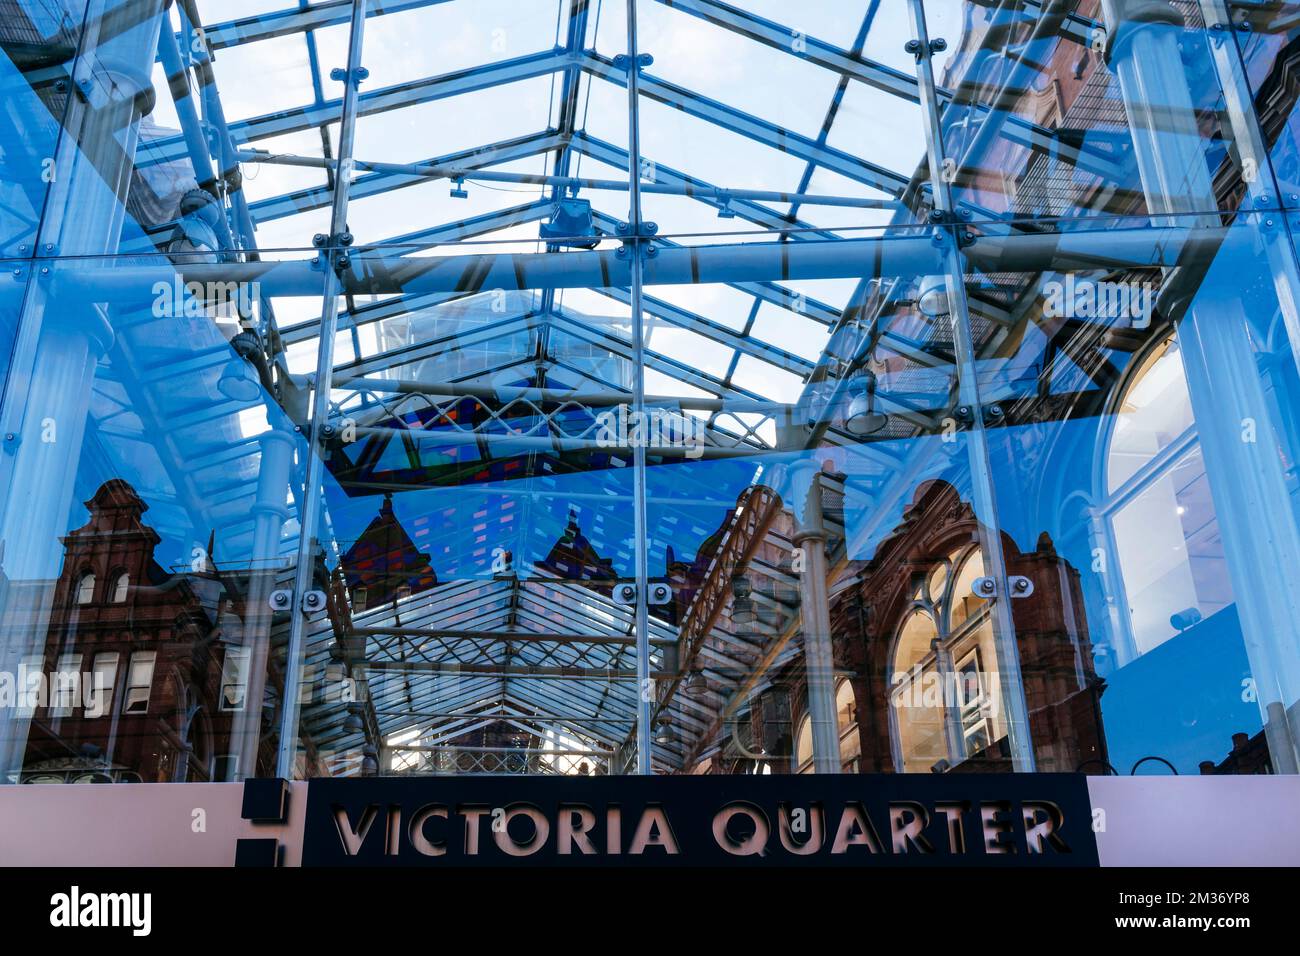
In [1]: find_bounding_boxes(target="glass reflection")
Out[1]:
[0,0,1299,787]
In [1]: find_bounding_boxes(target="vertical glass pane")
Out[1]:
[278,264,648,778]
[0,248,307,784]
[962,210,1300,775]
[0,1,85,260]
[1234,0,1300,209]
[924,0,1261,223]
[636,213,1037,775]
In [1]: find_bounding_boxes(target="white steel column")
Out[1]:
[624,0,654,775]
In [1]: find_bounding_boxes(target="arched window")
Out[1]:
[794,714,813,774]
[835,680,860,771]
[75,572,96,605]
[110,572,129,604]
[889,546,1002,772]
[795,682,862,772]
[1099,333,1232,663]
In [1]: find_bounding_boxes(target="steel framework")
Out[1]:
[2,0,1299,780]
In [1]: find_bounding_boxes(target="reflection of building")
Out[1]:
[1200,731,1272,776]
[341,493,438,612]
[771,480,1108,775]
[14,480,301,783]
[535,509,616,584]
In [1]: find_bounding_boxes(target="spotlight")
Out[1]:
[654,719,676,745]
[845,368,889,436]
[917,274,951,318]
[217,331,263,402]
[217,357,260,402]
[344,704,364,734]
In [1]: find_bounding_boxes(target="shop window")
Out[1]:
[794,714,813,773]
[948,550,986,633]
[123,651,156,715]
[214,755,239,783]
[836,680,860,771]
[794,683,861,772]
[49,653,82,718]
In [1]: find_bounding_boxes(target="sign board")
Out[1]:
[298,773,1098,867]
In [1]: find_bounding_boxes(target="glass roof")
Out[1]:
[11,0,1279,780]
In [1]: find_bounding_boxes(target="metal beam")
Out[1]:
[246,132,565,224]
[366,660,639,678]
[196,0,454,51]
[63,224,1230,300]
[582,51,912,195]
[145,48,572,165]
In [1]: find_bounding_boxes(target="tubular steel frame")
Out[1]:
[1,0,1298,779]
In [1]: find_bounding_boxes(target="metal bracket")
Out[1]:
[972,575,1034,599]
[269,589,328,613]
[950,403,1003,427]
[927,209,977,248]
[904,37,947,61]
[612,583,674,605]
[330,66,370,88]
[615,220,659,259]
[310,232,356,275]
[612,53,654,71]
[927,208,973,226]
[313,232,355,249]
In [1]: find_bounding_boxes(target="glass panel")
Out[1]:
[925,0,1262,224]
[630,0,919,242]
[0,1,84,260]
[2,0,1298,790]
[1233,0,1300,210]
[0,255,307,787]
[278,262,644,778]
[962,210,1300,775]
[638,211,1033,776]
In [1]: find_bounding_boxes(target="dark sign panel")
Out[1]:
[300,774,1099,867]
